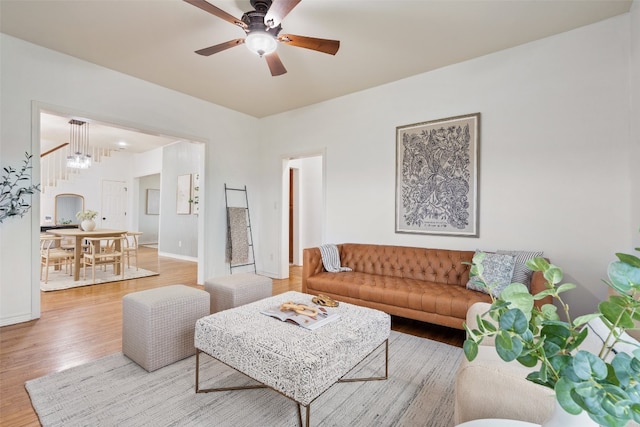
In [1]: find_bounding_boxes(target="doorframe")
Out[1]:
[279,150,326,279]
[31,101,208,318]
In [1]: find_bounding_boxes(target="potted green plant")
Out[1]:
[76,209,98,231]
[463,244,640,427]
[0,152,40,223]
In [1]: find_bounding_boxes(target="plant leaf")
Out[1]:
[463,339,478,361]
[499,308,529,334]
[495,332,523,362]
[617,253,640,269]
[526,257,549,272]
[599,300,635,329]
[555,377,583,415]
[544,265,563,285]
[573,313,600,327]
[609,261,640,293]
[556,283,577,293]
[573,350,608,381]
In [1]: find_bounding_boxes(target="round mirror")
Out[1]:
[54,193,84,225]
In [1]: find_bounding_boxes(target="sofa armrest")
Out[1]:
[531,269,553,307]
[302,247,325,293]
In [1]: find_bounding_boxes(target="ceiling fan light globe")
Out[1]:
[245,31,277,56]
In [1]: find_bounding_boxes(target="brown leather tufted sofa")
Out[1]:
[302,243,551,330]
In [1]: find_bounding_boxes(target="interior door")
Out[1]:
[289,168,294,263]
[101,180,127,229]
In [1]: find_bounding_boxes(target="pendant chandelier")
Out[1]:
[66,119,92,169]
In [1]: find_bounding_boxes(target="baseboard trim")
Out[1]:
[157,252,197,263]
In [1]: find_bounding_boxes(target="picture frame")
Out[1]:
[190,173,200,215]
[395,113,480,237]
[176,174,192,215]
[146,189,160,215]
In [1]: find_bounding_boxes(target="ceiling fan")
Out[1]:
[184,0,340,76]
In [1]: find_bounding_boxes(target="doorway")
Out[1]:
[33,102,207,318]
[282,154,324,274]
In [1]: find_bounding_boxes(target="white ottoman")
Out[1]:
[122,284,210,372]
[204,273,273,313]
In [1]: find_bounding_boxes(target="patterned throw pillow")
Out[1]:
[497,250,544,290]
[466,252,516,298]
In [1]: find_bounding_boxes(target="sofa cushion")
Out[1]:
[497,249,544,290]
[306,271,491,321]
[466,252,516,297]
[339,244,475,285]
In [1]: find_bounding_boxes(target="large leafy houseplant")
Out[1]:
[0,152,40,223]
[463,245,640,427]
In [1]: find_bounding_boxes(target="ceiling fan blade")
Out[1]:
[265,52,287,76]
[195,39,245,56]
[264,0,301,27]
[278,34,340,55]
[183,0,247,29]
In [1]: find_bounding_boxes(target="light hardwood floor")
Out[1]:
[0,247,464,426]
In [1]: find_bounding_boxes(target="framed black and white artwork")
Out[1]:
[395,113,480,237]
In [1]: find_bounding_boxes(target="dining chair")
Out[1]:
[40,235,74,284]
[82,237,125,283]
[123,231,142,270]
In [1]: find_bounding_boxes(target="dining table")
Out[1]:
[47,228,128,281]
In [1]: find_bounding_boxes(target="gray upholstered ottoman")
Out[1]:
[204,273,272,313]
[122,284,209,372]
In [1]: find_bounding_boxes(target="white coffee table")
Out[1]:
[194,291,391,427]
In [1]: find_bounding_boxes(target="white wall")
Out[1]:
[0,34,260,326]
[138,174,160,244]
[40,150,134,229]
[631,1,640,250]
[298,156,323,262]
[158,141,200,260]
[258,13,633,316]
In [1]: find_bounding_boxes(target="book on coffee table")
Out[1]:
[261,304,341,331]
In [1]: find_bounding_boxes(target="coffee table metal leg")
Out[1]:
[338,339,388,383]
[297,403,310,427]
[195,350,267,393]
[195,339,388,426]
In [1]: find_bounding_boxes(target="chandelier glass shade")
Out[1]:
[245,31,277,57]
[66,119,92,169]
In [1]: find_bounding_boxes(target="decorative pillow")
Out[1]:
[466,252,516,298]
[497,250,544,290]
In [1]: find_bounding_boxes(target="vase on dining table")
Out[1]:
[81,219,96,231]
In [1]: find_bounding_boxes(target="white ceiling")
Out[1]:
[39,112,180,154]
[2,0,633,153]
[1,0,632,120]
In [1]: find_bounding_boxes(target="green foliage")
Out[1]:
[76,210,98,220]
[0,152,40,223]
[463,245,640,427]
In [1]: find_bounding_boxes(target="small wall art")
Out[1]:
[146,189,160,215]
[176,174,192,215]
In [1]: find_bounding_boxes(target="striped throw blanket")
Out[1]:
[319,244,352,273]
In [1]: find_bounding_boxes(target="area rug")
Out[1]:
[25,331,461,426]
[40,267,159,291]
